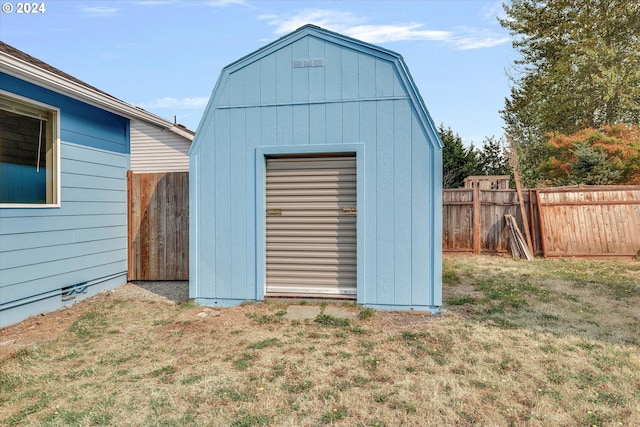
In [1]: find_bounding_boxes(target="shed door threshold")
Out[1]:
[266,286,356,299]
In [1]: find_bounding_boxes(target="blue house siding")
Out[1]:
[0,76,129,328]
[190,26,442,311]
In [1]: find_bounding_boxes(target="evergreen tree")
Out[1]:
[439,125,480,188]
[477,136,512,176]
[499,0,640,186]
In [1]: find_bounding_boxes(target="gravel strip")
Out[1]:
[130,281,190,303]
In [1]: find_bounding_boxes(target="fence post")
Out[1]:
[127,170,133,280]
[473,186,481,254]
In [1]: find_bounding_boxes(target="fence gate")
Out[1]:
[128,171,189,280]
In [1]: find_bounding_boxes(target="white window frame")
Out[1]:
[0,90,61,208]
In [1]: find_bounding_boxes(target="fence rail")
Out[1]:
[443,185,640,258]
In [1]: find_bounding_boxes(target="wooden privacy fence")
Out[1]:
[443,185,640,258]
[128,171,189,280]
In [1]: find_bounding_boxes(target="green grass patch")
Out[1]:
[231,412,272,427]
[321,406,347,424]
[446,296,478,306]
[68,311,109,340]
[315,314,350,327]
[247,338,279,349]
[233,352,258,371]
[358,307,375,320]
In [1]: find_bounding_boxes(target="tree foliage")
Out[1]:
[477,136,512,176]
[500,0,640,186]
[440,125,512,188]
[539,124,640,185]
[500,0,640,139]
[439,125,479,188]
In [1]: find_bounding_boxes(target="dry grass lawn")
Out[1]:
[1,254,639,426]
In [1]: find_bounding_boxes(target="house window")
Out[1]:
[0,92,59,206]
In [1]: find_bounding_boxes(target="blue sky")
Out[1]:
[1,0,517,146]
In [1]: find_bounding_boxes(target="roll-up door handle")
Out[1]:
[343,207,357,215]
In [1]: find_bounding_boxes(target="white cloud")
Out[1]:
[479,1,506,22]
[139,97,209,109]
[259,8,509,50]
[82,6,119,16]
[347,24,451,44]
[449,27,510,50]
[259,9,366,36]
[205,0,246,6]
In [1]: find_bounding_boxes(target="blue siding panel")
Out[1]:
[214,109,231,297]
[309,104,326,145]
[0,225,127,252]
[376,59,395,97]
[230,108,248,299]
[325,44,342,100]
[244,62,261,106]
[375,100,395,304]
[341,49,359,99]
[342,102,359,144]
[260,54,277,105]
[359,101,377,304]
[292,105,310,145]
[393,101,413,306]
[358,54,376,98]
[1,77,130,327]
[276,105,294,146]
[325,103,343,144]
[308,37,326,102]
[276,48,292,104]
[292,38,310,103]
[411,116,431,305]
[190,26,443,312]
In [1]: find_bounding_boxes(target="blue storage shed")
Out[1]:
[189,25,443,311]
[0,42,192,327]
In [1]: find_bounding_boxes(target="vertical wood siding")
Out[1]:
[128,172,189,280]
[191,29,443,310]
[130,119,191,172]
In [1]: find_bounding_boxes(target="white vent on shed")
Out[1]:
[292,58,325,68]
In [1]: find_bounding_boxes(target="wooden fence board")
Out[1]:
[128,172,189,280]
[443,185,640,257]
[536,186,640,257]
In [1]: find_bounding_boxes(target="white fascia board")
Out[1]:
[167,126,194,141]
[0,52,173,130]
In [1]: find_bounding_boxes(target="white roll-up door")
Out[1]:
[265,155,357,298]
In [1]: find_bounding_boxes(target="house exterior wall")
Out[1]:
[190,28,442,311]
[130,119,190,172]
[0,73,129,328]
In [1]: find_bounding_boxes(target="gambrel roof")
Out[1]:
[191,24,442,154]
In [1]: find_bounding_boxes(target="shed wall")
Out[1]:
[191,32,442,310]
[0,75,129,327]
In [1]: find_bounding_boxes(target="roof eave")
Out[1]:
[0,51,179,132]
